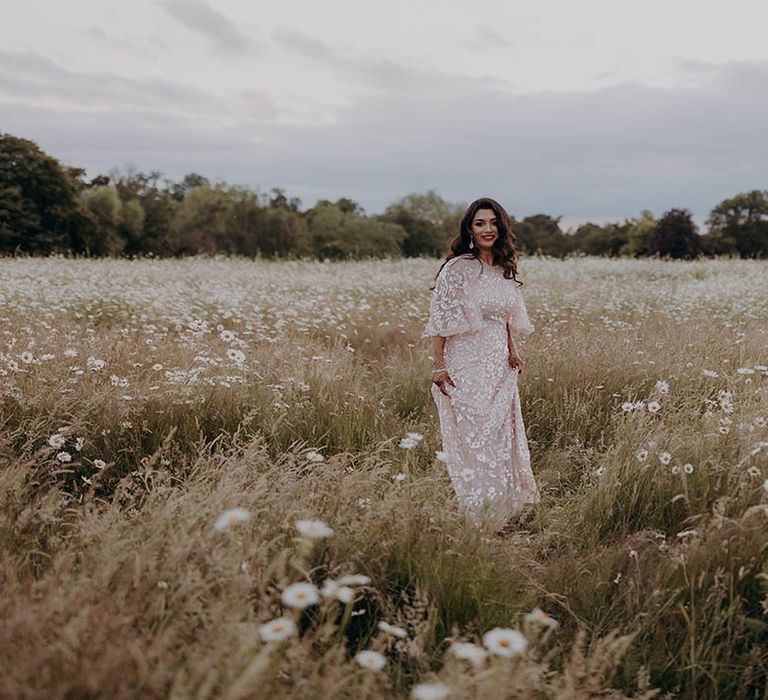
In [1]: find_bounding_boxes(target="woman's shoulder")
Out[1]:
[442,254,480,274]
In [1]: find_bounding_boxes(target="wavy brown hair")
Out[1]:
[432,197,522,287]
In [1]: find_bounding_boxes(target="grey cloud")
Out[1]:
[158,0,255,57]
[474,27,517,50]
[275,30,508,93]
[0,49,225,112]
[1,51,766,224]
[82,27,161,58]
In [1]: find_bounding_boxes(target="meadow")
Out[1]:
[1,255,767,699]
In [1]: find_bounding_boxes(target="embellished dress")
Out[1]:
[424,254,540,525]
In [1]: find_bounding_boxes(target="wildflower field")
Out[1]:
[1,256,767,699]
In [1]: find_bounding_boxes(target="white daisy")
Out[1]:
[524,607,560,629]
[658,451,672,465]
[47,434,66,449]
[93,459,107,469]
[647,400,661,414]
[295,519,334,539]
[621,401,634,412]
[654,380,670,395]
[321,579,355,603]
[635,449,648,463]
[683,463,694,474]
[354,650,386,670]
[377,621,408,638]
[20,351,34,364]
[305,450,325,462]
[399,432,424,449]
[258,617,296,642]
[226,348,246,364]
[214,507,251,532]
[411,681,451,700]
[448,641,487,666]
[56,451,72,463]
[281,582,320,609]
[482,627,528,657]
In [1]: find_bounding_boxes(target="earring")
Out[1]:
[469,237,474,250]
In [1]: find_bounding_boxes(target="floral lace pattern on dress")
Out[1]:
[425,255,539,526]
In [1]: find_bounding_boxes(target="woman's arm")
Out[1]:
[431,335,455,396]
[506,321,523,373]
[431,335,447,370]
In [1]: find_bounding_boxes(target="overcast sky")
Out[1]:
[1,0,767,227]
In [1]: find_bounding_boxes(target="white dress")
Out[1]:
[424,254,540,525]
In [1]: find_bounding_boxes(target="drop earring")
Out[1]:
[469,237,474,250]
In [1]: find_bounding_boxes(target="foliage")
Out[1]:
[4,132,768,261]
[307,201,405,260]
[0,132,94,254]
[515,214,574,258]
[620,211,657,257]
[704,190,768,258]
[382,191,464,257]
[648,208,701,259]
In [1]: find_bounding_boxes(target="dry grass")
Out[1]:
[1,256,767,699]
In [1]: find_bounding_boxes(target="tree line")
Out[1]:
[2,132,767,259]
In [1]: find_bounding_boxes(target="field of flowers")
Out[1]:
[1,256,767,699]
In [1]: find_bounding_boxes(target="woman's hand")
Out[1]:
[432,369,456,396]
[508,351,523,373]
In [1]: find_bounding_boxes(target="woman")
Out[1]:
[424,197,540,528]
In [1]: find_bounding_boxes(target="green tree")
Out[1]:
[307,201,404,259]
[260,207,312,257]
[514,214,573,257]
[112,170,176,255]
[169,173,211,202]
[79,186,127,255]
[169,186,233,254]
[268,187,302,212]
[648,208,701,259]
[572,221,630,257]
[383,191,464,256]
[705,190,768,258]
[620,211,657,257]
[0,133,93,254]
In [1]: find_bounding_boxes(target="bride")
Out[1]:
[425,197,540,528]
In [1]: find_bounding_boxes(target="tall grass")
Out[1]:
[0,256,767,698]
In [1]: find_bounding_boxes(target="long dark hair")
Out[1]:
[433,197,522,286]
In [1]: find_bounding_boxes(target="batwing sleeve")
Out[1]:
[507,284,534,338]
[424,259,483,338]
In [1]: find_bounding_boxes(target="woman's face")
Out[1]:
[470,208,499,251]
